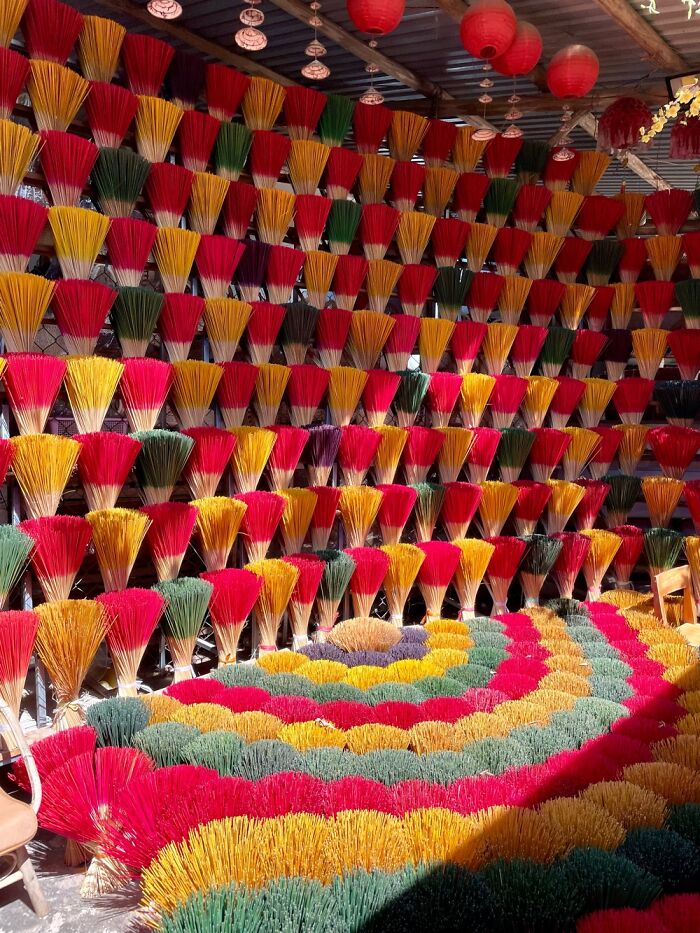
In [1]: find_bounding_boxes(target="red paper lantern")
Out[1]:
[347,0,405,36]
[598,97,652,152]
[670,116,700,160]
[546,44,599,98]
[491,20,542,76]
[460,0,517,61]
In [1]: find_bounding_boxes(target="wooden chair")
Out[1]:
[0,698,49,918]
[652,565,698,628]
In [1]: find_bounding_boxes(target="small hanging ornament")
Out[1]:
[360,56,384,105]
[147,0,182,19]
[552,106,576,162]
[236,0,268,50]
[598,96,652,152]
[472,64,497,141]
[302,2,330,79]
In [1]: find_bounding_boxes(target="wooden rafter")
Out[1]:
[590,0,689,72]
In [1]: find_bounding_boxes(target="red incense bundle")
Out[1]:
[618,238,647,283]
[0,195,46,274]
[21,515,91,603]
[360,203,400,262]
[120,358,173,432]
[376,484,417,545]
[353,101,392,154]
[402,425,444,484]
[177,110,219,174]
[512,480,552,536]
[645,188,693,236]
[416,540,461,622]
[668,330,700,381]
[574,479,610,531]
[511,325,547,377]
[551,531,589,599]
[283,85,326,140]
[345,546,389,617]
[195,234,244,300]
[267,425,308,489]
[610,524,644,587]
[483,134,522,179]
[105,217,157,289]
[201,567,262,662]
[84,81,137,150]
[484,535,527,615]
[295,194,332,253]
[440,481,481,539]
[246,301,285,365]
[216,361,257,429]
[634,280,675,330]
[397,265,437,317]
[278,555,322,650]
[588,428,622,481]
[422,119,457,168]
[466,271,504,324]
[2,352,65,435]
[0,440,12,488]
[315,306,351,368]
[648,425,700,480]
[686,481,700,533]
[52,278,115,356]
[466,426,500,483]
[121,34,174,97]
[683,232,700,278]
[324,148,363,200]
[309,485,341,550]
[141,502,197,582]
[585,286,614,332]
[450,320,487,375]
[453,172,490,223]
[489,374,528,430]
[157,293,204,363]
[22,0,82,63]
[526,279,566,327]
[604,329,632,381]
[332,254,368,312]
[570,330,607,379]
[574,195,624,241]
[206,64,249,122]
[390,161,425,213]
[74,431,141,511]
[550,377,586,430]
[249,129,291,189]
[144,162,194,228]
[222,181,258,240]
[338,425,381,486]
[528,428,571,482]
[543,148,580,191]
[385,314,421,370]
[96,589,165,696]
[611,376,653,425]
[426,372,462,428]
[236,490,285,562]
[431,217,469,269]
[265,245,304,305]
[554,237,593,285]
[286,363,329,427]
[512,184,552,232]
[492,227,532,276]
[180,427,235,500]
[38,130,97,207]
[0,47,29,121]
[362,369,400,427]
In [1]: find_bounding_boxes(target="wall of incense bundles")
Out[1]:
[0,0,699,725]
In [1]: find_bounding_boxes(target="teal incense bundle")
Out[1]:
[132,429,194,506]
[153,577,212,682]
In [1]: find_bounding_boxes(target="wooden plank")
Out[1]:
[590,0,689,72]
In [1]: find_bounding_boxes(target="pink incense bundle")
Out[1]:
[246,301,285,365]
[551,531,589,599]
[528,428,571,482]
[0,195,46,274]
[483,134,522,179]
[222,181,258,240]
[453,172,490,223]
[618,238,647,283]
[141,502,197,582]
[216,361,257,428]
[324,147,363,200]
[611,377,653,425]
[402,426,444,484]
[384,314,421,370]
[376,484,417,545]
[570,330,607,379]
[390,161,425,213]
[249,130,290,189]
[280,555,323,649]
[526,279,566,327]
[432,217,469,268]
[345,546,389,617]
[315,306,351,368]
[106,217,158,289]
[120,358,173,432]
[683,232,700,278]
[267,425,308,489]
[265,245,304,305]
[512,480,552,536]
[466,271,505,324]
[440,481,482,539]
[668,330,700,381]
[145,162,194,229]
[84,81,138,150]
[0,47,29,121]
[0,440,12,487]
[484,535,527,615]
[158,293,204,363]
[332,255,368,312]
[195,235,244,300]
[201,567,262,662]
[492,227,533,276]
[574,479,610,531]
[450,320,487,375]
[489,374,528,430]
[180,427,235,499]
[588,427,622,480]
[512,184,552,232]
[360,203,400,261]
[95,590,165,700]
[425,372,462,428]
[397,265,437,318]
[295,194,332,252]
[236,490,285,563]
[22,0,83,63]
[543,147,580,190]
[21,515,91,603]
[608,524,643,588]
[286,363,328,427]
[206,64,249,121]
[51,278,115,356]
[422,118,457,168]
[645,188,693,236]
[309,485,341,550]
[550,377,586,430]
[362,369,400,427]
[554,237,593,285]
[574,195,624,241]
[648,425,700,480]
[685,481,700,533]
[585,286,614,332]
[416,540,461,622]
[353,101,392,154]
[2,352,66,435]
[338,425,381,486]
[511,325,547,377]
[177,110,220,173]
[634,280,675,330]
[466,426,500,484]
[121,34,173,96]
[74,431,141,511]
[38,130,97,207]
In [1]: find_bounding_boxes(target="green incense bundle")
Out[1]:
[153,576,212,682]
[315,549,355,639]
[586,239,624,286]
[317,94,355,148]
[132,429,195,505]
[676,279,700,328]
[519,534,563,606]
[133,722,200,767]
[538,326,575,377]
[498,427,536,484]
[484,177,518,228]
[393,370,430,428]
[86,697,149,747]
[413,482,445,543]
[280,301,320,366]
[434,265,472,322]
[213,122,252,181]
[110,285,164,357]
[183,730,244,776]
[644,527,684,578]
[0,525,34,605]
[654,380,700,427]
[603,473,642,527]
[327,199,361,255]
[515,140,550,185]
[91,147,150,218]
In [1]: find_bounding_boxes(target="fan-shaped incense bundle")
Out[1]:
[545,191,584,237]
[200,298,250,364]
[603,329,632,382]
[609,524,644,587]
[236,490,285,563]
[152,226,200,294]
[646,235,682,281]
[86,507,150,592]
[494,228,534,279]
[339,485,383,549]
[357,154,395,205]
[380,543,424,627]
[84,81,138,150]
[229,426,276,493]
[153,577,211,681]
[300,249,336,309]
[373,483,414,545]
[434,426,472,485]
[253,362,290,426]
[0,609,37,717]
[347,311,394,371]
[484,535,527,615]
[287,140,330,196]
[308,484,340,551]
[402,425,444,485]
[615,424,648,476]
[607,284,634,332]
[326,200,361,257]
[63,356,122,435]
[188,171,229,237]
[613,189,645,239]
[578,377,616,429]
[644,527,684,583]
[1,352,63,435]
[196,235,245,301]
[561,426,601,481]
[0,194,46,275]
[324,148,363,202]
[632,328,668,380]
[110,286,163,357]
[132,429,194,505]
[570,151,610,196]
[105,217,157,288]
[453,171,490,225]
[191,496,245,572]
[450,320,487,376]
[255,187,295,247]
[512,183,552,233]
[201,567,262,664]
[214,361,256,431]
[520,534,563,607]
[415,540,460,621]
[489,374,527,431]
[213,122,252,183]
[617,237,647,284]
[245,300,285,366]
[390,161,425,214]
[134,95,182,164]
[423,166,459,218]
[38,130,96,208]
[0,523,31,611]
[311,549,354,640]
[588,426,622,480]
[338,425,381,487]
[177,109,220,175]
[642,476,684,529]
[141,502,196,582]
[395,211,435,267]
[0,120,39,197]
[144,162,193,229]
[366,258,402,314]
[458,372,494,428]
[342,548,387,620]
[648,425,700,480]
[451,537,493,621]
[119,358,172,434]
[580,528,620,600]
[603,473,641,527]
[475,480,518,538]
[418,318,454,374]
[122,33,173,96]
[331,255,367,314]
[317,94,354,148]
[92,147,149,220]
[497,275,532,326]
[96,589,164,696]
[481,322,518,376]
[559,283,595,331]
[450,125,487,173]
[11,433,79,519]
[206,62,249,123]
[362,369,400,428]
[526,279,566,330]
[267,425,308,490]
[21,515,90,604]
[545,479,586,535]
[426,373,462,430]
[241,76,286,131]
[286,363,328,428]
[511,480,551,536]
[26,60,88,132]
[586,239,623,287]
[413,482,444,543]
[77,14,124,82]
[668,329,700,380]
[315,306,350,369]
[549,531,589,600]
[434,265,472,322]
[655,380,700,427]
[374,426,408,486]
[266,247,305,307]
[304,425,340,488]
[47,206,109,281]
[497,427,535,483]
[245,558,298,653]
[169,360,222,430]
[528,427,570,483]
[279,488,317,556]
[327,366,367,428]
[74,431,140,512]
[550,376,585,429]
[465,222,498,273]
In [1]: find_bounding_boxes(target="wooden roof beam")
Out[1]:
[590,0,689,72]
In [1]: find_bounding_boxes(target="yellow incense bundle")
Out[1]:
[204,298,252,363]
[560,283,596,330]
[0,0,28,48]
[339,485,383,548]
[437,427,474,484]
[610,283,635,329]
[78,15,126,82]
[373,425,408,485]
[419,318,455,374]
[134,95,183,163]
[280,488,318,555]
[348,310,395,370]
[0,120,41,196]
[646,235,682,281]
[571,151,611,196]
[287,140,330,196]
[523,232,564,280]
[48,206,110,280]
[465,222,498,272]
[423,167,459,217]
[615,424,648,475]
[365,258,402,313]
[327,366,368,427]
[357,154,395,205]
[245,558,299,654]
[561,427,601,481]
[631,328,668,380]
[86,507,151,592]
[521,376,558,430]
[545,191,584,237]
[256,187,296,246]
[64,356,124,434]
[642,476,684,528]
[0,271,55,352]
[303,249,338,308]
[460,372,495,427]
[380,543,425,626]
[153,226,201,293]
[229,426,276,493]
[581,528,620,599]
[545,480,586,535]
[579,377,617,429]
[497,274,532,325]
[452,126,488,173]
[11,434,80,519]
[482,322,518,375]
[396,211,436,266]
[27,61,89,132]
[254,362,290,426]
[188,171,229,236]
[453,538,495,620]
[170,360,223,429]
[614,189,646,239]
[388,111,428,162]
[191,495,246,572]
[242,77,286,131]
[476,480,518,537]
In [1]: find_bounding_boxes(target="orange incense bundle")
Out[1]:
[229,425,276,493]
[332,254,368,312]
[144,162,193,229]
[348,310,395,370]
[550,377,586,430]
[2,352,65,435]
[397,265,437,318]
[286,363,329,427]
[634,280,675,330]
[279,487,317,555]
[338,485,383,548]
[580,528,621,600]
[615,424,648,475]
[450,320,487,376]
[484,535,527,615]
[577,376,617,429]
[440,480,481,539]
[0,194,46,274]
[511,326,547,378]
[64,356,123,435]
[309,484,341,550]
[0,120,40,197]
[200,567,262,664]
[646,234,682,281]
[287,139,330,195]
[83,81,137,150]
[303,249,338,308]
[121,34,173,96]
[476,480,519,538]
[253,362,290,426]
[645,188,693,236]
[153,226,200,293]
[134,95,182,165]
[245,300,285,365]
[105,218,157,289]
[459,373,495,430]
[481,321,518,376]
[402,425,444,485]
[191,496,245,572]
[390,161,425,213]
[366,258,402,314]
[170,360,222,429]
[237,490,285,563]
[222,181,258,242]
[216,361,257,430]
[425,372,462,429]
[512,184,552,232]
[255,186,295,246]
[520,376,558,430]
[267,425,308,490]
[21,515,90,604]
[96,589,164,696]
[465,271,504,325]
[324,147,363,200]
[375,484,416,546]
[553,237,592,285]
[203,297,251,364]
[436,426,473,484]
[180,427,235,500]
[206,63,249,122]
[357,153,395,205]
[295,194,332,253]
[338,424,381,486]
[141,502,196,582]
[327,365,367,427]
[648,425,700,480]
[0,46,29,122]
[86,507,150,592]
[512,480,552,536]
[396,210,436,266]
[453,172,490,224]
[574,478,610,531]
[528,427,571,482]
[195,235,245,300]
[631,327,669,380]
[187,170,229,236]
[241,76,286,132]
[362,369,400,428]
[416,540,461,622]
[177,110,219,174]
[588,426,622,480]
[561,427,601,481]
[497,274,533,326]
[492,227,532,277]
[77,14,125,83]
[38,130,97,207]
[316,307,352,368]
[489,374,528,431]
[526,279,566,328]
[119,358,173,433]
[74,431,140,512]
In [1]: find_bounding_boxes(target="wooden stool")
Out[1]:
[652,566,698,628]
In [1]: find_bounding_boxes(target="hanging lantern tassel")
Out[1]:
[597,97,653,152]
